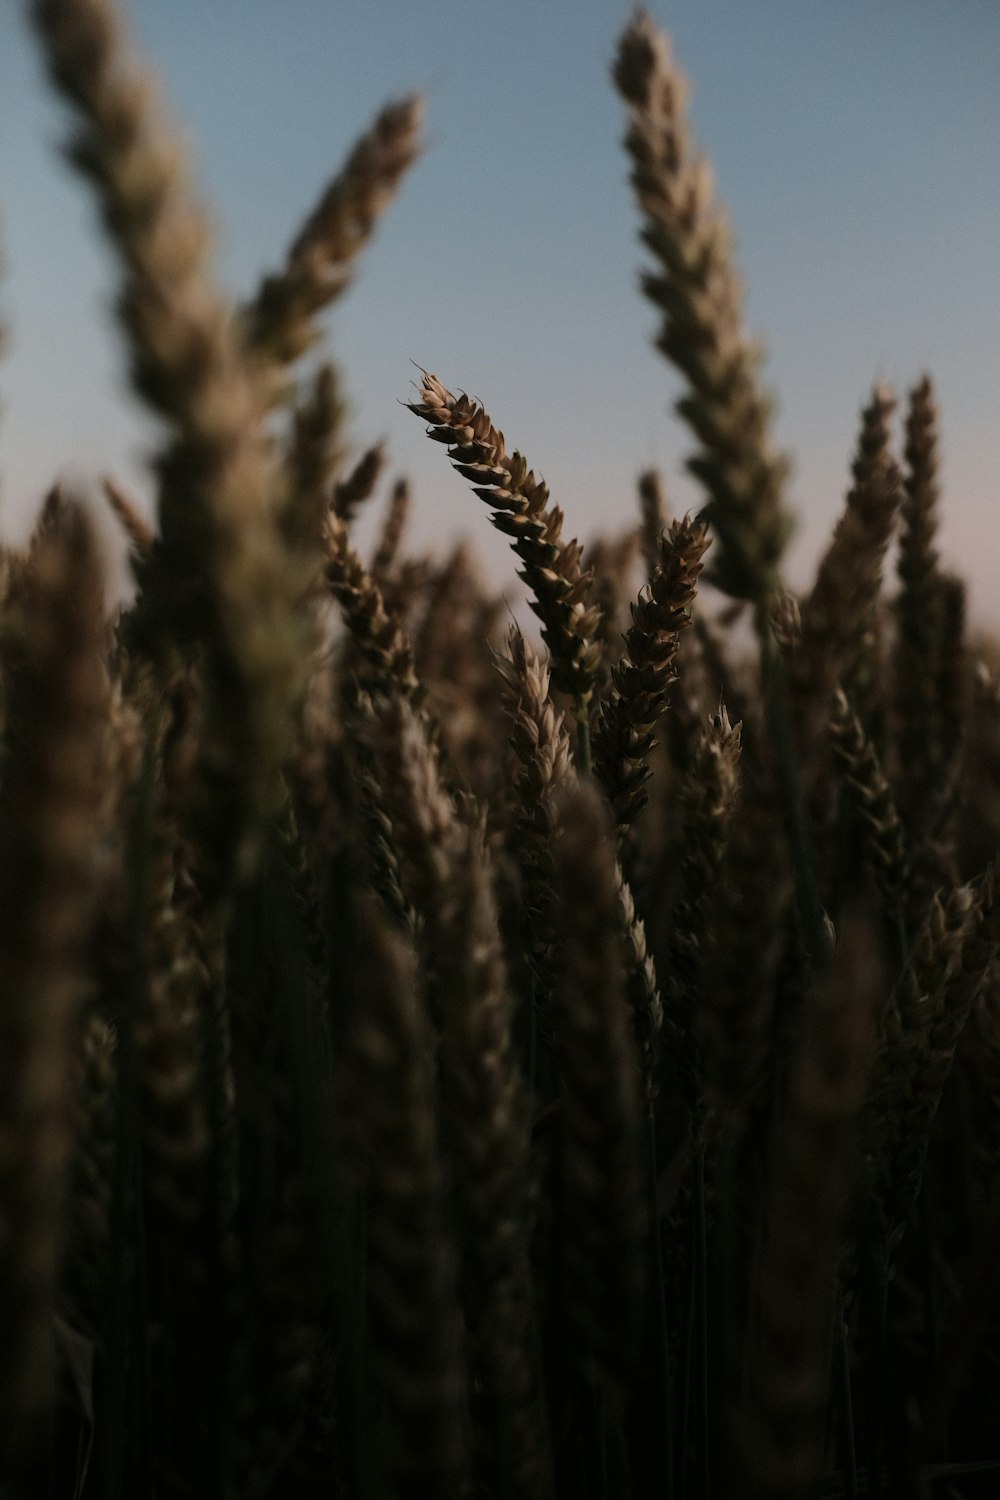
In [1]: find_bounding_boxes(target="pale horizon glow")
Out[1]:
[2,1,999,624]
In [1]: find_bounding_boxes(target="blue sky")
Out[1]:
[3,1,999,619]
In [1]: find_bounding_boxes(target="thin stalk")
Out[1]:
[838,1314,858,1500]
[646,1105,673,1496]
[679,1206,696,1500]
[868,1258,890,1500]
[694,1146,710,1500]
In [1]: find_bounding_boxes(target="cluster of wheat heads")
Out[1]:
[2,2,1000,1498]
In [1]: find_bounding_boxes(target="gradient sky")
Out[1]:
[3,1,999,619]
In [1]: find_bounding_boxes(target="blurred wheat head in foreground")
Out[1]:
[2,3,1000,1498]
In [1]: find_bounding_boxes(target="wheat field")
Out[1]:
[1,2,999,1497]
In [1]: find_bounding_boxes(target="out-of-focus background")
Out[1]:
[2,0,998,619]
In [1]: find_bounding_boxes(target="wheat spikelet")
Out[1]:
[894,374,944,806]
[878,870,999,1242]
[494,628,575,1049]
[868,884,973,1246]
[593,512,709,828]
[31,0,306,888]
[660,705,742,1132]
[734,913,878,1500]
[0,506,107,1451]
[698,755,792,1124]
[63,1014,117,1341]
[283,361,345,568]
[337,901,470,1497]
[325,512,423,705]
[371,476,411,584]
[586,531,638,697]
[830,687,910,920]
[791,384,901,785]
[245,95,422,369]
[138,727,211,1241]
[408,371,603,708]
[433,819,553,1500]
[347,709,416,932]
[549,778,647,1389]
[614,10,794,606]
[332,441,386,526]
[364,689,458,911]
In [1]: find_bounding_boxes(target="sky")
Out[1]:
[2,0,999,621]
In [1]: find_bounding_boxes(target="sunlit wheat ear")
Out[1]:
[244,94,423,372]
[549,777,647,1390]
[614,9,794,608]
[408,372,603,714]
[790,383,900,790]
[337,900,470,1497]
[593,512,709,830]
[0,506,107,1453]
[735,912,879,1500]
[31,0,306,888]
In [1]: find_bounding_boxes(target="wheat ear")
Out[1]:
[893,375,944,807]
[876,871,998,1245]
[408,372,602,714]
[283,361,344,565]
[371,476,411,583]
[325,512,423,705]
[660,705,742,1133]
[244,95,422,369]
[0,507,107,1451]
[338,901,470,1496]
[593,512,709,829]
[791,384,900,788]
[333,441,386,525]
[549,778,647,1390]
[614,9,794,607]
[32,0,304,885]
[735,913,878,1500]
[830,688,911,923]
